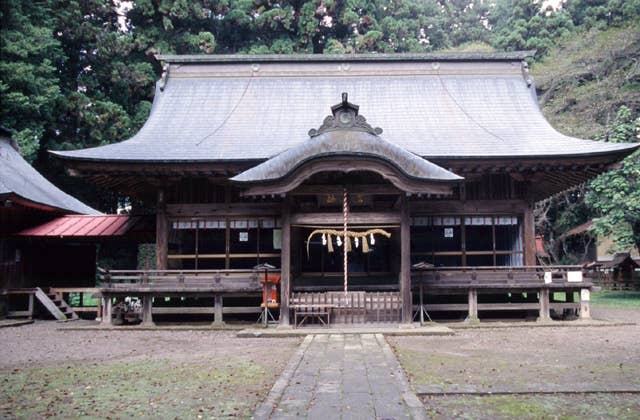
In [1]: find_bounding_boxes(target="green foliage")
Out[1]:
[1,0,638,221]
[532,22,640,139]
[0,1,64,162]
[137,243,157,270]
[490,0,574,55]
[586,106,640,252]
[126,0,494,55]
[566,0,640,29]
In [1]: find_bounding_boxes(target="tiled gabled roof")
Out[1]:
[50,53,638,163]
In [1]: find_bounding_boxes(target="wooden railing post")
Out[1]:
[579,288,591,319]
[212,294,224,326]
[141,294,154,326]
[465,288,479,323]
[538,288,551,322]
[27,292,34,320]
[101,295,112,326]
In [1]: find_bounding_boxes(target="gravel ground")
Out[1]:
[591,306,640,323]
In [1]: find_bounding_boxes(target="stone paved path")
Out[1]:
[255,333,426,419]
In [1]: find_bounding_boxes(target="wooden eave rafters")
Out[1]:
[62,147,630,204]
[65,160,254,196]
[0,192,71,214]
[437,152,630,202]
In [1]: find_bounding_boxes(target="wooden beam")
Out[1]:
[167,202,281,217]
[292,184,400,195]
[409,199,528,214]
[291,212,401,225]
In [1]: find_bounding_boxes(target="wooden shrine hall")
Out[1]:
[51,53,639,326]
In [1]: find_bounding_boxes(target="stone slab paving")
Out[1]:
[254,333,426,420]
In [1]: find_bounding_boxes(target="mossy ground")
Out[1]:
[390,308,640,418]
[0,326,300,419]
[422,393,640,420]
[0,357,272,419]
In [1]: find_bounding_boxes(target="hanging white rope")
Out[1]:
[343,188,348,299]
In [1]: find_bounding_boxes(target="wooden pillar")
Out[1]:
[538,288,551,321]
[579,288,591,319]
[213,294,225,325]
[279,199,291,326]
[523,205,536,266]
[400,195,412,324]
[141,295,154,326]
[156,189,168,270]
[96,295,103,321]
[27,293,34,320]
[466,288,479,323]
[101,296,112,326]
[566,290,574,303]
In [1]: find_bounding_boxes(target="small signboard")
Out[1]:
[239,232,249,242]
[544,272,552,284]
[581,289,590,301]
[567,271,583,283]
[444,228,453,238]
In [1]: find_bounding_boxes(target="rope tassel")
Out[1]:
[305,228,391,258]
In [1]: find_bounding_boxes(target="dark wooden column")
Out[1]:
[400,194,412,324]
[156,189,168,270]
[523,183,536,266]
[523,206,536,266]
[279,198,291,326]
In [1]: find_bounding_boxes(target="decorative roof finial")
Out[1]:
[308,93,383,138]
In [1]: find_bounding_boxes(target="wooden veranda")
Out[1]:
[96,264,594,326]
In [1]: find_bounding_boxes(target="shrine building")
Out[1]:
[51,53,639,326]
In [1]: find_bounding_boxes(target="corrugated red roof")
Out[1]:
[18,215,141,237]
[561,220,594,239]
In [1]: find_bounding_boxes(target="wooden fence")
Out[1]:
[290,291,402,325]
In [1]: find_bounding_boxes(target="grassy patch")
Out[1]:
[0,357,272,419]
[553,292,578,302]
[591,291,640,309]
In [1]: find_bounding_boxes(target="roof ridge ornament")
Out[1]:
[308,92,383,138]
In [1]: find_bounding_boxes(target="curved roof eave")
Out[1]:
[1,137,100,215]
[231,130,463,184]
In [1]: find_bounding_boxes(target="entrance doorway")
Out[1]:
[290,224,400,293]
